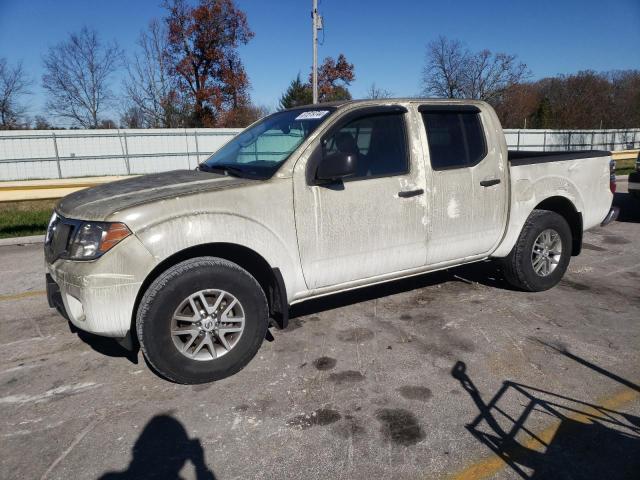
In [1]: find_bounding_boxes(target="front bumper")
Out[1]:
[46,273,67,319]
[45,234,157,337]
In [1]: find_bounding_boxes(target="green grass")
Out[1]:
[616,158,637,176]
[0,200,56,239]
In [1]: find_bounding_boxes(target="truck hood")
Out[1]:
[56,170,254,221]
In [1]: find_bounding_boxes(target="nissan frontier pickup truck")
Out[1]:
[45,99,618,383]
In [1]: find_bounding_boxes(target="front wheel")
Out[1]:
[500,210,572,292]
[136,257,269,384]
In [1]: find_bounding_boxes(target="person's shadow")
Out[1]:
[99,415,216,480]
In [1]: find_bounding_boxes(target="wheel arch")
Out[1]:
[131,243,289,343]
[534,196,583,256]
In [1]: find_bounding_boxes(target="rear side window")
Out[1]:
[421,110,487,170]
[323,113,408,179]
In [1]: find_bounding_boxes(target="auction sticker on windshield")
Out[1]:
[295,110,330,121]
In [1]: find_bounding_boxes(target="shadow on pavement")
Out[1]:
[290,269,451,318]
[290,261,514,319]
[99,415,216,480]
[613,191,640,223]
[452,349,640,479]
[76,330,139,365]
[448,261,516,290]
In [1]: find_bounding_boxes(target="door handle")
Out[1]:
[480,179,501,187]
[398,189,424,198]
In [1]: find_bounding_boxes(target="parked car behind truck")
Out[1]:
[628,151,640,199]
[45,99,618,384]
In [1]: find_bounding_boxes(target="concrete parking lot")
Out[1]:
[1,185,638,480]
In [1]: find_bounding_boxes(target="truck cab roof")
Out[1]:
[287,98,489,110]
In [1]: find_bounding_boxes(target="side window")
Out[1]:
[421,111,487,170]
[323,113,408,179]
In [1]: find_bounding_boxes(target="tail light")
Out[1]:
[609,159,616,194]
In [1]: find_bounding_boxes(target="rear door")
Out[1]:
[419,105,507,264]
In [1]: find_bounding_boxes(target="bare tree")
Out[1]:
[365,83,393,99]
[120,106,145,129]
[0,58,31,129]
[98,118,117,129]
[422,36,529,102]
[42,27,122,128]
[491,83,541,128]
[608,70,640,128]
[33,115,53,130]
[422,36,466,98]
[464,50,530,102]
[123,19,182,127]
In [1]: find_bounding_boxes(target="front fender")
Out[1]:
[135,212,306,301]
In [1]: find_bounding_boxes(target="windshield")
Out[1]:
[200,107,335,179]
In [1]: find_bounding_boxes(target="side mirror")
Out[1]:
[316,152,357,181]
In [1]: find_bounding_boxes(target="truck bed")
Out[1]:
[492,148,613,258]
[508,150,611,166]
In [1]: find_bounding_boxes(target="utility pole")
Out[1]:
[311,0,320,104]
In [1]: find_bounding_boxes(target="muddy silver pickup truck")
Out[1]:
[45,99,618,383]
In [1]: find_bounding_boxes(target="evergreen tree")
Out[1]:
[532,97,553,128]
[279,74,312,110]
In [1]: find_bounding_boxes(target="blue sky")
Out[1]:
[1,0,639,124]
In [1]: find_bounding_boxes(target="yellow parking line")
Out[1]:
[0,290,46,302]
[448,387,640,480]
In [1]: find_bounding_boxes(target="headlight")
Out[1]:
[45,211,58,244]
[67,222,131,260]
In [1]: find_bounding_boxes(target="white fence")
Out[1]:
[1,127,639,181]
[503,129,640,153]
[0,128,241,181]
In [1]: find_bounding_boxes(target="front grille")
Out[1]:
[45,214,78,263]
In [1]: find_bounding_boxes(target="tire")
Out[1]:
[500,210,572,292]
[136,257,268,384]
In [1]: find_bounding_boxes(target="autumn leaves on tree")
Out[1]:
[164,0,253,127]
[279,54,355,109]
[162,0,356,126]
[136,0,355,126]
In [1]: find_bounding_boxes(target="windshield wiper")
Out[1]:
[198,163,247,178]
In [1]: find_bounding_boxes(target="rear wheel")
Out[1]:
[501,210,572,292]
[136,257,268,384]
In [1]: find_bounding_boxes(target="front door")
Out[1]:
[293,107,428,290]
